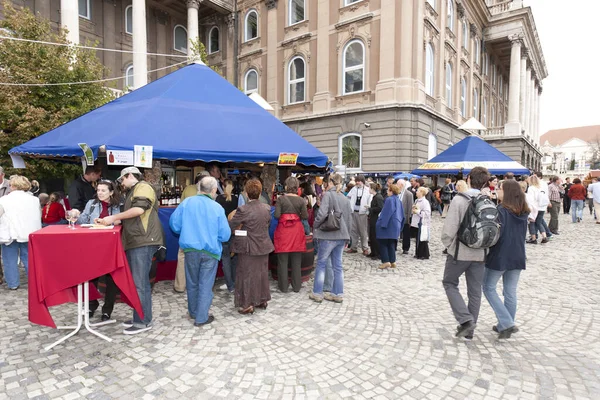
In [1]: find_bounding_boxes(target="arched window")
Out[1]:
[125,5,133,35]
[482,98,488,126]
[473,88,479,118]
[245,10,258,41]
[125,64,134,88]
[339,133,362,170]
[244,69,258,94]
[425,43,434,96]
[79,0,91,20]
[447,0,454,32]
[343,40,365,95]
[209,27,220,54]
[289,0,305,25]
[428,133,438,161]
[460,78,467,117]
[491,105,496,126]
[288,56,306,104]
[445,63,453,108]
[173,25,188,53]
[462,20,468,49]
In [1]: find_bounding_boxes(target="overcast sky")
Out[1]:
[525,0,600,134]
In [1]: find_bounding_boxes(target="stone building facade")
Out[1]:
[1,0,548,174]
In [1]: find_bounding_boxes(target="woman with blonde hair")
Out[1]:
[526,175,549,244]
[217,179,239,293]
[455,180,468,193]
[411,186,431,260]
[0,175,42,290]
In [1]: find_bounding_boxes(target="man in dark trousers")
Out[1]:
[68,166,102,211]
[399,180,414,255]
[562,177,572,214]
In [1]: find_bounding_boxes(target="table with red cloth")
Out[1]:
[28,225,143,328]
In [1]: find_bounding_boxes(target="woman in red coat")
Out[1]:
[274,177,308,293]
[41,192,66,226]
[567,178,586,223]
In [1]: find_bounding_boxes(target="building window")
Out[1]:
[447,0,454,32]
[339,133,362,170]
[125,6,132,35]
[425,43,434,96]
[343,40,365,95]
[125,65,134,88]
[428,133,438,160]
[484,53,489,75]
[499,75,503,96]
[245,10,258,41]
[460,78,466,117]
[473,88,479,118]
[491,105,496,126]
[427,0,436,9]
[475,39,480,65]
[244,69,258,94]
[445,63,453,108]
[288,56,306,104]
[209,27,220,54]
[462,20,468,49]
[482,98,487,126]
[345,0,362,5]
[492,64,496,86]
[289,0,305,25]
[79,0,91,20]
[174,25,188,53]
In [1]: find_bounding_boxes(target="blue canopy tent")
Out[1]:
[9,62,329,169]
[411,136,529,175]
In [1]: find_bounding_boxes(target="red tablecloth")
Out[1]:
[28,225,143,328]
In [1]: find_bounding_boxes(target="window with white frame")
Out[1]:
[428,133,438,161]
[425,43,434,96]
[79,0,91,19]
[445,63,453,108]
[484,53,489,75]
[492,64,496,86]
[491,105,496,126]
[482,98,487,126]
[427,0,436,9]
[125,65,134,88]
[462,20,468,49]
[289,0,305,25]
[173,25,188,53]
[460,77,467,117]
[499,75,503,96]
[473,88,479,118]
[345,0,362,5]
[244,69,258,94]
[447,0,454,32]
[475,39,480,65]
[343,40,365,94]
[245,10,258,41]
[339,133,362,170]
[209,27,220,54]
[288,56,306,104]
[125,5,132,35]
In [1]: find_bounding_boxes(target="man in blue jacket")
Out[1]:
[169,176,231,327]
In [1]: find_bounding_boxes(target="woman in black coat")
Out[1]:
[367,183,384,259]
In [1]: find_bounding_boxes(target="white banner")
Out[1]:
[107,150,134,166]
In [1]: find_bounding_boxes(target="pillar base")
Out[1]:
[312,92,331,114]
[268,101,280,118]
[375,79,397,104]
[504,122,522,137]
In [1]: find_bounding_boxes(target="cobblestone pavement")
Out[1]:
[0,212,599,400]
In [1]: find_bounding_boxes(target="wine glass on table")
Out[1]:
[66,210,78,229]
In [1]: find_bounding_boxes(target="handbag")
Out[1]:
[320,196,341,232]
[419,222,429,242]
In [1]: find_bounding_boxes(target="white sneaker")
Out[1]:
[219,284,228,291]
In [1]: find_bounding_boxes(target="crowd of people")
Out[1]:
[1,161,599,340]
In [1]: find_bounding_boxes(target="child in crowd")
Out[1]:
[41,192,66,226]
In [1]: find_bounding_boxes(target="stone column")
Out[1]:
[154,10,168,78]
[397,0,413,102]
[60,0,79,44]
[132,0,148,88]
[225,13,236,83]
[375,0,397,104]
[313,0,331,112]
[524,65,531,136]
[102,1,116,82]
[436,0,447,112]
[187,0,201,58]
[505,35,522,136]
[266,0,279,115]
[519,51,527,128]
[413,0,425,102]
[536,86,542,144]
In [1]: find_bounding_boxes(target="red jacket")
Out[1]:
[42,202,66,224]
[568,184,586,200]
[273,214,306,253]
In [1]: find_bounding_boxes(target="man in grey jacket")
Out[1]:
[441,166,490,339]
[399,180,414,254]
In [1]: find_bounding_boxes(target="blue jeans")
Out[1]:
[312,240,345,296]
[528,211,546,237]
[2,241,29,289]
[126,245,159,328]
[315,239,334,292]
[185,251,218,324]
[482,268,521,332]
[378,239,397,263]
[221,241,236,292]
[571,199,584,222]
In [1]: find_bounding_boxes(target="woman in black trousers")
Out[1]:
[367,183,384,259]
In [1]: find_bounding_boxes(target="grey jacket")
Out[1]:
[441,191,486,262]
[400,189,414,224]
[313,187,352,241]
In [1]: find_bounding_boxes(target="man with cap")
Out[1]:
[96,167,164,335]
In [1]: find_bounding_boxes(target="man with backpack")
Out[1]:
[441,166,499,339]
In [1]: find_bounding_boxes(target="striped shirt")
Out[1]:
[548,183,563,202]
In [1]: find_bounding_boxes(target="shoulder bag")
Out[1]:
[320,194,342,232]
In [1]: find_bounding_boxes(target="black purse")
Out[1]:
[320,198,342,232]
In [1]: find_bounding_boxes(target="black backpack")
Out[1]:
[455,193,500,259]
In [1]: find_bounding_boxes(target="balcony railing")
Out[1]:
[482,127,505,137]
[488,0,513,15]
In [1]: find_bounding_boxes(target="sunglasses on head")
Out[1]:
[98,179,115,188]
